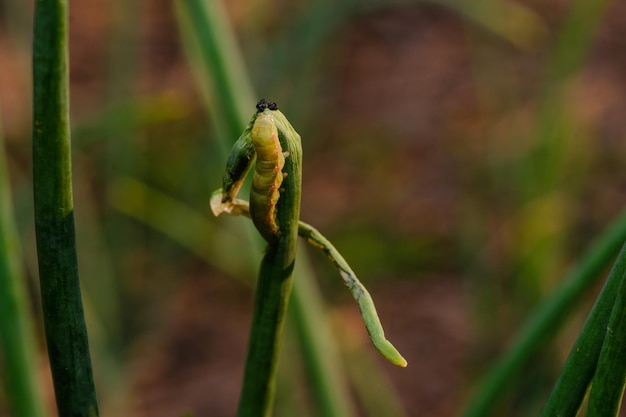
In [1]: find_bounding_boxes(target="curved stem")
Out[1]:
[298,222,407,368]
[586,259,626,417]
[461,210,626,417]
[537,243,626,417]
[211,196,407,368]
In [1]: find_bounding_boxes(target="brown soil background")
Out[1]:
[1,1,626,416]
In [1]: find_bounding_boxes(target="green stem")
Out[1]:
[238,242,297,416]
[32,0,99,416]
[109,177,358,417]
[298,222,407,367]
[586,260,626,417]
[0,117,47,417]
[461,209,626,417]
[209,196,407,368]
[539,241,626,416]
[175,0,255,142]
[176,2,362,415]
[237,117,302,417]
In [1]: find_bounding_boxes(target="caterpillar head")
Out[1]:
[256,98,278,113]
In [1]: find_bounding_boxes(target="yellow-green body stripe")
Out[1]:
[250,111,285,244]
[211,101,407,373]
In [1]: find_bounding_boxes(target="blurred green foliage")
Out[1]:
[0,0,625,416]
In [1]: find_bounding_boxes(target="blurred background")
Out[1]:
[1,0,626,416]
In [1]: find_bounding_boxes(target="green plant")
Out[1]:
[32,0,99,415]
[462,210,626,417]
[2,0,623,416]
[210,102,406,416]
[539,240,626,416]
[0,113,47,417]
[173,1,396,415]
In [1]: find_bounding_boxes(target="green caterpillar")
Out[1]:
[211,100,406,367]
[211,99,300,244]
[249,103,286,244]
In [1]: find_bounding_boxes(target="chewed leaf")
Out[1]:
[210,189,250,217]
[210,189,226,216]
[210,193,408,368]
[299,221,408,368]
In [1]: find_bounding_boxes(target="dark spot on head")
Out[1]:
[256,99,279,113]
[256,99,268,113]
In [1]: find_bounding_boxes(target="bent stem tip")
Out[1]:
[348,274,407,368]
[375,340,408,368]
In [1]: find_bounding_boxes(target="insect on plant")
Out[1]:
[211,99,407,369]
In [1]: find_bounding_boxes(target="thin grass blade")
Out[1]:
[0,114,47,417]
[462,210,626,417]
[586,256,626,417]
[174,2,359,415]
[539,241,626,416]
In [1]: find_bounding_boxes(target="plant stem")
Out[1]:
[237,115,302,417]
[175,0,255,142]
[238,243,297,416]
[539,241,626,417]
[586,258,626,417]
[32,0,99,415]
[0,116,47,417]
[462,209,626,417]
[298,222,407,367]
[176,2,362,415]
[109,177,359,417]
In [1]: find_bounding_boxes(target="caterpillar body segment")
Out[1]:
[212,103,302,245]
[210,100,407,367]
[250,110,286,244]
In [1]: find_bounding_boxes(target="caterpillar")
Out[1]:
[217,99,278,208]
[249,107,285,244]
[210,101,406,367]
[211,99,301,244]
